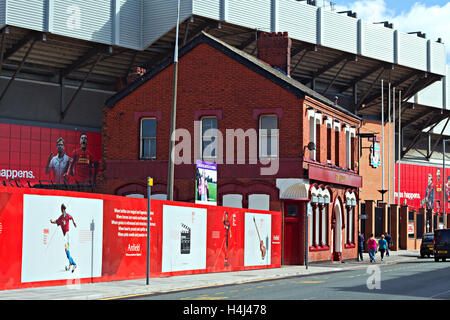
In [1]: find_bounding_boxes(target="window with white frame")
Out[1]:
[345,126,356,170]
[140,118,157,159]
[259,115,278,158]
[201,117,218,159]
[310,187,330,248]
[308,110,322,161]
[222,194,243,208]
[345,191,357,245]
[248,194,270,211]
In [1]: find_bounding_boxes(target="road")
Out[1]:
[121,258,450,300]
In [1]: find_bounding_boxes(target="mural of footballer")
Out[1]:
[50,204,78,272]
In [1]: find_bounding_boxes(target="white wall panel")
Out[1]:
[321,10,358,54]
[193,0,221,20]
[227,0,271,32]
[361,21,394,63]
[277,0,317,44]
[118,0,142,49]
[396,31,427,71]
[143,0,193,48]
[428,40,446,76]
[6,0,46,31]
[446,66,450,109]
[52,0,112,45]
[416,80,444,109]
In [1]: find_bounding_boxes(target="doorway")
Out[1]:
[283,201,305,265]
[332,199,343,261]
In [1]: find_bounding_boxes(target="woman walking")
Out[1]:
[367,234,377,263]
[378,234,387,261]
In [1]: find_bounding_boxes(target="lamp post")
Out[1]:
[303,142,316,269]
[167,0,181,201]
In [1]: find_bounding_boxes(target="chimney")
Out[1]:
[257,32,292,76]
[126,66,147,85]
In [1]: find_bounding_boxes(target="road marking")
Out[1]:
[196,296,228,300]
[294,281,324,284]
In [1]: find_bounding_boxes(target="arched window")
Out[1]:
[345,191,357,246]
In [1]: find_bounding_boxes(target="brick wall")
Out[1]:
[359,119,394,203]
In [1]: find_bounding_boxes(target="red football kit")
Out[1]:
[71,148,96,183]
[55,213,73,236]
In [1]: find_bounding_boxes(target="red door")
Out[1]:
[283,202,305,265]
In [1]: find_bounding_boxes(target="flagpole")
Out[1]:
[167,0,181,201]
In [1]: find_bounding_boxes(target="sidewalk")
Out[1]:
[0,250,420,300]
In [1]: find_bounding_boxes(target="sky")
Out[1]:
[332,0,450,62]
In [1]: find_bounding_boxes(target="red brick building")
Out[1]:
[99,32,362,264]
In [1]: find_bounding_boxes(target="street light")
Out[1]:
[303,142,315,269]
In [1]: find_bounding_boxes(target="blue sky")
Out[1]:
[332,0,450,62]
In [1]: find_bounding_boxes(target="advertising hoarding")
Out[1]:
[195,160,217,205]
[0,123,101,186]
[0,187,281,291]
[395,162,449,213]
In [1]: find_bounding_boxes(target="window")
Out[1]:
[321,205,328,246]
[345,127,356,170]
[259,115,278,158]
[222,194,243,208]
[140,118,156,159]
[334,125,340,166]
[201,117,218,159]
[346,206,354,244]
[248,194,270,211]
[345,128,350,169]
[309,116,316,160]
[308,111,322,161]
[327,126,332,162]
[351,136,356,170]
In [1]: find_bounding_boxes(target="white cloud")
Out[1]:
[334,0,450,62]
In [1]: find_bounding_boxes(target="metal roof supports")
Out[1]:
[0,34,41,104]
[60,53,103,121]
[427,117,450,160]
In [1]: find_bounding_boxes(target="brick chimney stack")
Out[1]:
[257,32,292,76]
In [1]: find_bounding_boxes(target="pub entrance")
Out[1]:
[283,201,306,265]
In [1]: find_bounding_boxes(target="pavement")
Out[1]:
[0,249,421,300]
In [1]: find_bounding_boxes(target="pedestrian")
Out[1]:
[367,234,377,263]
[358,232,365,261]
[384,232,392,256]
[378,234,387,261]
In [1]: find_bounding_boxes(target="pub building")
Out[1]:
[99,31,362,264]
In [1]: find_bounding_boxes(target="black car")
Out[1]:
[434,228,450,262]
[420,233,434,258]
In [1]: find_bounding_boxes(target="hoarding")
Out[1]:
[395,162,449,213]
[0,123,101,187]
[0,187,281,291]
[195,160,217,205]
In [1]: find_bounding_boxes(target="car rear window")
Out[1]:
[435,230,450,243]
[423,234,433,241]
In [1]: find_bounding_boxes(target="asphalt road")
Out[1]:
[122,258,450,300]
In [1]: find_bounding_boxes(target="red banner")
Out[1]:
[395,162,448,213]
[0,123,101,186]
[0,187,281,291]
